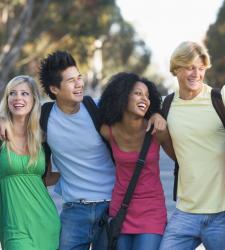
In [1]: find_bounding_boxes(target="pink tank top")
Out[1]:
[108,127,167,234]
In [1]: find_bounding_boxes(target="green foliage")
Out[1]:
[102,20,151,79]
[205,0,225,88]
[0,0,152,98]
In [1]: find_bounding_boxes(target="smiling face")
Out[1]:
[50,66,84,107]
[175,56,206,98]
[126,81,150,117]
[7,82,34,119]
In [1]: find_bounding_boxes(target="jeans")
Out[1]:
[159,208,225,250]
[59,201,109,250]
[117,233,162,250]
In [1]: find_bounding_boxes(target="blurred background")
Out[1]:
[0,1,224,249]
[0,0,225,100]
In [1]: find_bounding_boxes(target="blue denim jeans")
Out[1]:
[159,208,225,250]
[59,201,109,250]
[117,234,162,250]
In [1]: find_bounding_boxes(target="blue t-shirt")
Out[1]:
[47,102,115,202]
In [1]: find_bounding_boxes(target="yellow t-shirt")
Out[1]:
[168,84,225,213]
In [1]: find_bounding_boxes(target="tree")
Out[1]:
[0,0,50,98]
[205,0,225,88]
[102,20,151,79]
[0,0,151,99]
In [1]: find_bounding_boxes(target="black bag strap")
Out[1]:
[40,98,102,176]
[162,89,225,202]
[121,126,154,208]
[42,141,52,179]
[161,92,179,201]
[40,101,55,180]
[40,97,114,165]
[82,96,101,131]
[173,161,179,201]
[105,127,154,250]
[40,97,102,134]
[40,101,54,133]
[114,126,154,220]
[211,88,225,127]
[161,93,175,119]
[83,95,115,162]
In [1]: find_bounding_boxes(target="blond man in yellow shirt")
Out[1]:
[160,41,225,250]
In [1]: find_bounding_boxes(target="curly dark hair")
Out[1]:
[39,51,77,100]
[99,72,162,125]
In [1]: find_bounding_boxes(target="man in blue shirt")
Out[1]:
[39,51,115,250]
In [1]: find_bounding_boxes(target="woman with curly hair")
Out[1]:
[99,72,174,250]
[0,76,60,250]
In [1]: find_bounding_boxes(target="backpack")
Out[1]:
[161,88,225,201]
[40,95,114,173]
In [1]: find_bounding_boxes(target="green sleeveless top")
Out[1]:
[0,143,60,250]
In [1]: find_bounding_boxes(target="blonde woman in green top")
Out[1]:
[0,76,60,250]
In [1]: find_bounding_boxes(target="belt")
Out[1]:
[66,199,111,205]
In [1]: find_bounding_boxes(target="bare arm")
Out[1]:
[147,113,167,134]
[100,124,110,141]
[156,128,176,160]
[44,161,60,186]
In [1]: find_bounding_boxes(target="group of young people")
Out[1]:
[0,40,225,250]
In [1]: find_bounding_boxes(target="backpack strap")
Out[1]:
[161,92,179,201]
[82,96,101,132]
[41,97,102,136]
[162,89,225,202]
[82,95,115,162]
[161,93,175,119]
[42,142,52,179]
[40,102,54,178]
[173,161,179,201]
[40,102,55,133]
[211,88,225,127]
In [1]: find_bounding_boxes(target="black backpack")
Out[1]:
[161,88,225,201]
[40,96,114,177]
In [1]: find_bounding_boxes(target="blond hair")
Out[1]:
[0,75,42,166]
[170,41,211,76]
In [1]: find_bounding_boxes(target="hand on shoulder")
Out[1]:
[147,113,167,134]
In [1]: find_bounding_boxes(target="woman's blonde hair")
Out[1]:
[170,41,211,76]
[0,75,42,166]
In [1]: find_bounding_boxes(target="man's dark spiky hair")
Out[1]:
[39,51,77,100]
